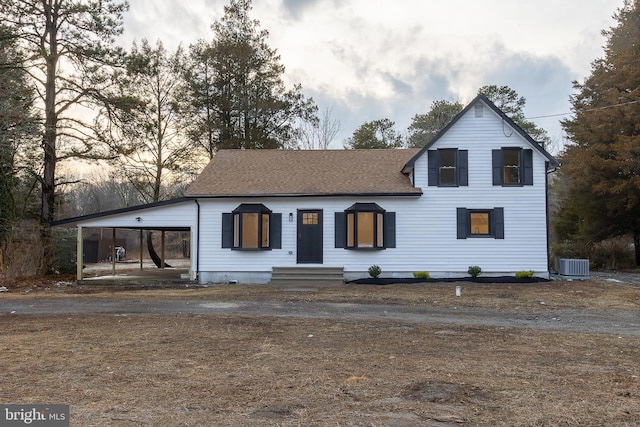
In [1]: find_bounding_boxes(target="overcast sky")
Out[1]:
[120,0,622,152]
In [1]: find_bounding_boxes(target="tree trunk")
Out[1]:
[40,0,59,274]
[634,229,640,267]
[41,121,56,273]
[146,232,172,268]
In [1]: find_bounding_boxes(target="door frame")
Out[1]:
[296,209,323,264]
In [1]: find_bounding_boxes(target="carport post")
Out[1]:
[76,226,83,281]
[111,228,116,276]
[161,231,165,269]
[139,229,143,270]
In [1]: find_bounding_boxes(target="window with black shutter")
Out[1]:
[428,149,468,186]
[492,148,533,186]
[222,204,281,250]
[335,203,396,250]
[456,207,504,239]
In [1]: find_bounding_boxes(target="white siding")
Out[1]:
[196,103,552,283]
[76,201,198,230]
[410,104,550,275]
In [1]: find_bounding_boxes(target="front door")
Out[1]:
[297,210,323,264]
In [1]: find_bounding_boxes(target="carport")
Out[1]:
[51,198,199,283]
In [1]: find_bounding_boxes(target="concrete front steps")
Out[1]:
[270,267,345,287]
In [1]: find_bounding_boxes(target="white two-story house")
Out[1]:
[55,94,559,283]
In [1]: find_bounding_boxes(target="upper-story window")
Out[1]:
[492,148,533,186]
[503,148,522,184]
[439,149,457,185]
[428,149,468,187]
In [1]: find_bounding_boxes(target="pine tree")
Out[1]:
[407,100,463,148]
[478,85,550,143]
[184,0,317,153]
[0,0,128,272]
[0,25,38,250]
[559,0,640,265]
[345,119,404,149]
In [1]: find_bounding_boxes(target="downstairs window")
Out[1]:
[457,207,504,239]
[222,204,281,250]
[335,203,396,250]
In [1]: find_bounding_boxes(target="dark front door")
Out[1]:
[297,210,323,264]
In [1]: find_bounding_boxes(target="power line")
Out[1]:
[526,99,640,120]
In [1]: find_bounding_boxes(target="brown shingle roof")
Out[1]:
[186,149,422,197]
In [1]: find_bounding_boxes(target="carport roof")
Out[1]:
[51,197,191,230]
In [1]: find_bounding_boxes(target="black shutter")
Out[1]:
[456,208,468,239]
[492,149,503,185]
[458,150,468,186]
[428,150,439,186]
[221,213,233,248]
[493,207,504,239]
[383,212,396,248]
[270,213,282,249]
[523,149,533,185]
[334,212,345,248]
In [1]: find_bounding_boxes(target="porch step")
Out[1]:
[270,267,345,286]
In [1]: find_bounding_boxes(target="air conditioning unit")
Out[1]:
[557,258,589,278]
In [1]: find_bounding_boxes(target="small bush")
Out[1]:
[515,270,534,279]
[3,220,46,279]
[413,271,431,279]
[368,265,382,278]
[467,265,482,278]
[54,228,77,274]
[588,237,635,270]
[552,236,635,271]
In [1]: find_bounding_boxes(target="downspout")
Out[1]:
[545,163,556,275]
[194,199,201,282]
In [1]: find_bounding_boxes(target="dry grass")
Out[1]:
[7,276,638,311]
[1,277,640,425]
[2,313,639,426]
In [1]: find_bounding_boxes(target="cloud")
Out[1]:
[477,45,576,139]
[117,0,620,151]
[296,40,577,148]
[280,0,324,18]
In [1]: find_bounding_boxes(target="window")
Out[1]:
[439,149,457,185]
[347,210,378,249]
[428,149,468,186]
[502,149,520,184]
[222,204,282,250]
[457,207,504,239]
[302,212,319,225]
[335,203,395,250]
[469,212,489,236]
[492,148,533,186]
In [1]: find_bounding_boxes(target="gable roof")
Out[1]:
[403,94,560,173]
[186,149,422,198]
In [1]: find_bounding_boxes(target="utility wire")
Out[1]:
[526,99,640,120]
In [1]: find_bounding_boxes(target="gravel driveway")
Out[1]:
[2,296,639,336]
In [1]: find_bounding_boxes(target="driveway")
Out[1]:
[2,297,639,336]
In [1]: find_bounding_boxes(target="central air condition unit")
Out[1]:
[557,258,589,278]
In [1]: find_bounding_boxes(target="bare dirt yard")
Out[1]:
[1,273,640,426]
